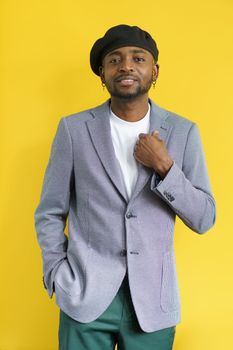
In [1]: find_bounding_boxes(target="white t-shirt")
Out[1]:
[109,104,150,200]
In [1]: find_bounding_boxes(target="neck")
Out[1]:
[110,94,150,122]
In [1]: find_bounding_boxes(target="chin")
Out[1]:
[111,89,148,100]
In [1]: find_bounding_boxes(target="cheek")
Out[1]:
[102,71,114,84]
[138,67,153,79]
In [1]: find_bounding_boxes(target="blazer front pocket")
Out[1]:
[54,259,82,297]
[160,250,180,313]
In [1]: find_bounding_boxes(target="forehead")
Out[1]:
[104,46,152,58]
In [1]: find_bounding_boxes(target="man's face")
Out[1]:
[99,46,159,101]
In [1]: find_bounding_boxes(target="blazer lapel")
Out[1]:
[86,98,173,203]
[130,99,173,202]
[86,100,128,202]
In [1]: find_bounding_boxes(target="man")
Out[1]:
[34,24,216,350]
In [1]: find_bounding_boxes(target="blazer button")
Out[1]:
[120,249,127,256]
[126,212,137,219]
[163,190,175,202]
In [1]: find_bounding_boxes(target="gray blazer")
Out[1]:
[34,98,216,332]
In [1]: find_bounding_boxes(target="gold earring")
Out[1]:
[152,79,157,89]
[101,81,106,90]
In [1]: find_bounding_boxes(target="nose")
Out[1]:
[118,57,134,72]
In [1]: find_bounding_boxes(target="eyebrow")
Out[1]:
[106,49,147,57]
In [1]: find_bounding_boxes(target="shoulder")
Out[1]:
[62,100,109,128]
[150,99,195,131]
[62,107,94,126]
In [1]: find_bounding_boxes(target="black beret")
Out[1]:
[90,24,159,76]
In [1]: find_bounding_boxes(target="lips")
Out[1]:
[118,79,136,86]
[115,76,138,87]
[115,75,137,82]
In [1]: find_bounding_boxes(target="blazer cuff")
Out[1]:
[43,257,67,299]
[150,161,180,203]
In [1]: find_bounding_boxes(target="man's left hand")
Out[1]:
[133,130,174,179]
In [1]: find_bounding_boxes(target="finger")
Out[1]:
[134,141,139,151]
[138,133,147,139]
[134,152,144,165]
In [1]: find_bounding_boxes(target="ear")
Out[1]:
[99,66,105,82]
[152,63,159,80]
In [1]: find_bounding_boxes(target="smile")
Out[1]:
[117,79,137,86]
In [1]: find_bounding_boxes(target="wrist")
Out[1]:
[154,158,174,179]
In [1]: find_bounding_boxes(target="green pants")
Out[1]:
[58,274,176,350]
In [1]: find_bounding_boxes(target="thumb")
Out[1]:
[152,130,163,141]
[152,130,159,137]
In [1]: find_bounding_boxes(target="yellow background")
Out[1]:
[1,0,232,349]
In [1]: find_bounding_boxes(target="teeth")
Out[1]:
[119,79,135,84]
[117,79,136,86]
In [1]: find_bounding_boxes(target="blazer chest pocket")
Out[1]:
[160,250,180,313]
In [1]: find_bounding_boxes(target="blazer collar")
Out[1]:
[86,98,173,203]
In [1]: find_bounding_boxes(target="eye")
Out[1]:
[134,57,145,62]
[109,58,120,64]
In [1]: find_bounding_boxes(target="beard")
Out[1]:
[105,76,153,101]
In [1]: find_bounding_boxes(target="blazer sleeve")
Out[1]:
[34,117,73,298]
[150,123,216,234]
